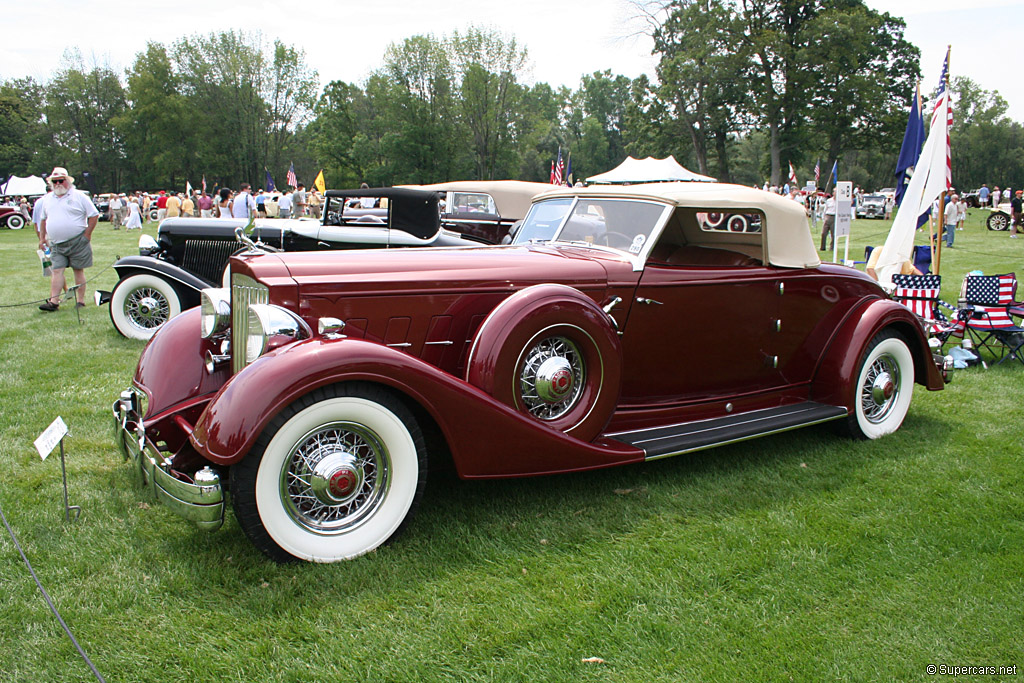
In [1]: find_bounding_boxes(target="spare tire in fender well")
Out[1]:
[465,284,622,442]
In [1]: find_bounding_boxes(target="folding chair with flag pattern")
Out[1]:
[958,273,1024,366]
[890,274,963,345]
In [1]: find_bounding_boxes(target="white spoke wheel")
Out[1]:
[109,273,182,340]
[231,384,427,563]
[844,330,915,439]
[986,212,1009,231]
[7,214,25,230]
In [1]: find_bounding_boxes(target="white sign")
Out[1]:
[34,417,68,460]
[835,181,853,237]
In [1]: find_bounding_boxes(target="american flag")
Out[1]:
[892,274,963,336]
[931,47,953,191]
[814,160,820,185]
[553,149,564,186]
[286,162,297,188]
[962,274,1020,330]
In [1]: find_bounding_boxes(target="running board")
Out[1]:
[608,402,849,460]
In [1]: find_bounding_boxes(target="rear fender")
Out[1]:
[811,297,943,409]
[189,337,642,477]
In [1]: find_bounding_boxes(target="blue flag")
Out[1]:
[830,160,838,187]
[265,168,276,192]
[894,83,925,208]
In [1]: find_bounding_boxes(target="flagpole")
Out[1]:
[935,46,951,277]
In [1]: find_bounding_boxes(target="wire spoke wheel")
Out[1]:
[517,335,585,421]
[125,286,170,330]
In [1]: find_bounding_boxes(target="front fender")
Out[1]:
[190,338,642,477]
[113,255,213,294]
[811,297,944,409]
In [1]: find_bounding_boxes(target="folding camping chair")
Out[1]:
[890,274,964,346]
[958,273,1024,366]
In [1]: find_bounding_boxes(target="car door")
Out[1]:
[619,262,781,404]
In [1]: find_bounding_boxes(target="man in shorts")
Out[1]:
[37,167,99,311]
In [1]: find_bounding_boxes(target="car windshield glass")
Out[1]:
[515,197,667,255]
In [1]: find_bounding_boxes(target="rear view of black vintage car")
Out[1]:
[102,187,497,340]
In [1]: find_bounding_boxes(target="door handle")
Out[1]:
[636,297,663,305]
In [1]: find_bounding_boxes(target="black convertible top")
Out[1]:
[325,187,440,240]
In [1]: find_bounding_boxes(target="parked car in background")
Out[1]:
[876,188,896,202]
[986,199,1014,231]
[0,205,26,229]
[856,194,887,219]
[400,180,554,244]
[100,188,487,340]
[113,181,949,563]
[961,190,981,208]
[93,193,113,221]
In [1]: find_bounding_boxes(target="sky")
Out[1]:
[0,0,1021,121]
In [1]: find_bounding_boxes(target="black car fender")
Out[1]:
[111,255,212,308]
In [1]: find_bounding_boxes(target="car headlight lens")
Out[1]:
[245,304,311,365]
[200,288,231,338]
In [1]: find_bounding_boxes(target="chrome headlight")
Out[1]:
[245,304,311,365]
[200,288,232,338]
[138,233,159,254]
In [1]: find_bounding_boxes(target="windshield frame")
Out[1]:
[515,196,675,271]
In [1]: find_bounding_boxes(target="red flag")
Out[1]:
[549,161,555,184]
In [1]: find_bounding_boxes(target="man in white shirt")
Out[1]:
[819,193,837,251]
[943,194,959,248]
[231,183,256,219]
[278,190,292,218]
[37,167,99,311]
[108,193,124,229]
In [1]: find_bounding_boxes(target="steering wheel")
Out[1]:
[594,231,634,249]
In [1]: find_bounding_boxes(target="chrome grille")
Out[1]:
[231,273,269,374]
[183,239,239,284]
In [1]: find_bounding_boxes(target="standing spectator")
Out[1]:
[884,195,895,220]
[19,196,30,222]
[108,193,124,229]
[36,167,99,311]
[278,189,292,219]
[231,183,256,218]
[197,191,214,218]
[956,195,966,230]
[256,190,267,218]
[166,192,182,218]
[943,194,958,248]
[992,187,1002,207]
[820,192,836,251]
[181,192,195,218]
[32,190,50,235]
[215,187,232,217]
[1011,190,1023,238]
[125,197,143,230]
[292,183,307,217]
[978,183,990,207]
[156,191,169,222]
[308,188,322,219]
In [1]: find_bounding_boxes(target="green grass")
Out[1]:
[1,210,1022,682]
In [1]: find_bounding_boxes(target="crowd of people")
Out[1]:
[15,167,326,313]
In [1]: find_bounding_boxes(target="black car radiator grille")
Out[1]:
[183,239,240,285]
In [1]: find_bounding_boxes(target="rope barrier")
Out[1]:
[0,495,107,682]
[0,261,116,309]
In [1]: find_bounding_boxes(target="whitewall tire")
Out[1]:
[845,331,915,439]
[232,384,427,563]
[109,273,182,340]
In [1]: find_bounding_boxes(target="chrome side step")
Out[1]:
[608,402,849,460]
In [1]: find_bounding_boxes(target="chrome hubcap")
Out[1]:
[126,289,169,329]
[281,421,389,534]
[861,354,900,423]
[519,335,584,420]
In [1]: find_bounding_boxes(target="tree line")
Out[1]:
[1,1,1022,195]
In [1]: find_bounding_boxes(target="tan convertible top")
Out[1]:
[537,182,821,269]
[401,180,556,220]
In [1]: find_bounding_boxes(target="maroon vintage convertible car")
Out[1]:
[114,182,949,563]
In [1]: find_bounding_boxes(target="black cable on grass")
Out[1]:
[0,260,116,309]
[0,496,107,683]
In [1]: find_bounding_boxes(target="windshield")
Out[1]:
[514,197,669,254]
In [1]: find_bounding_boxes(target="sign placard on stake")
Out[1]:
[34,417,68,461]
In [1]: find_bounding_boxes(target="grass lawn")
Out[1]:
[1,210,1022,682]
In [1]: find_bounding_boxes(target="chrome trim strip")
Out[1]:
[424,340,454,346]
[231,273,269,374]
[642,412,847,461]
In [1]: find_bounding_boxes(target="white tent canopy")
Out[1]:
[586,156,716,184]
[1,175,47,196]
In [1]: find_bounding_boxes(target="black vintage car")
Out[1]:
[102,187,495,340]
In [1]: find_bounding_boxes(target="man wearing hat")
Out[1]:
[37,167,99,311]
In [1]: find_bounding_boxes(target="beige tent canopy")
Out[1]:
[586,156,716,184]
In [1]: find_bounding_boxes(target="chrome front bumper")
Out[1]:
[113,388,225,531]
